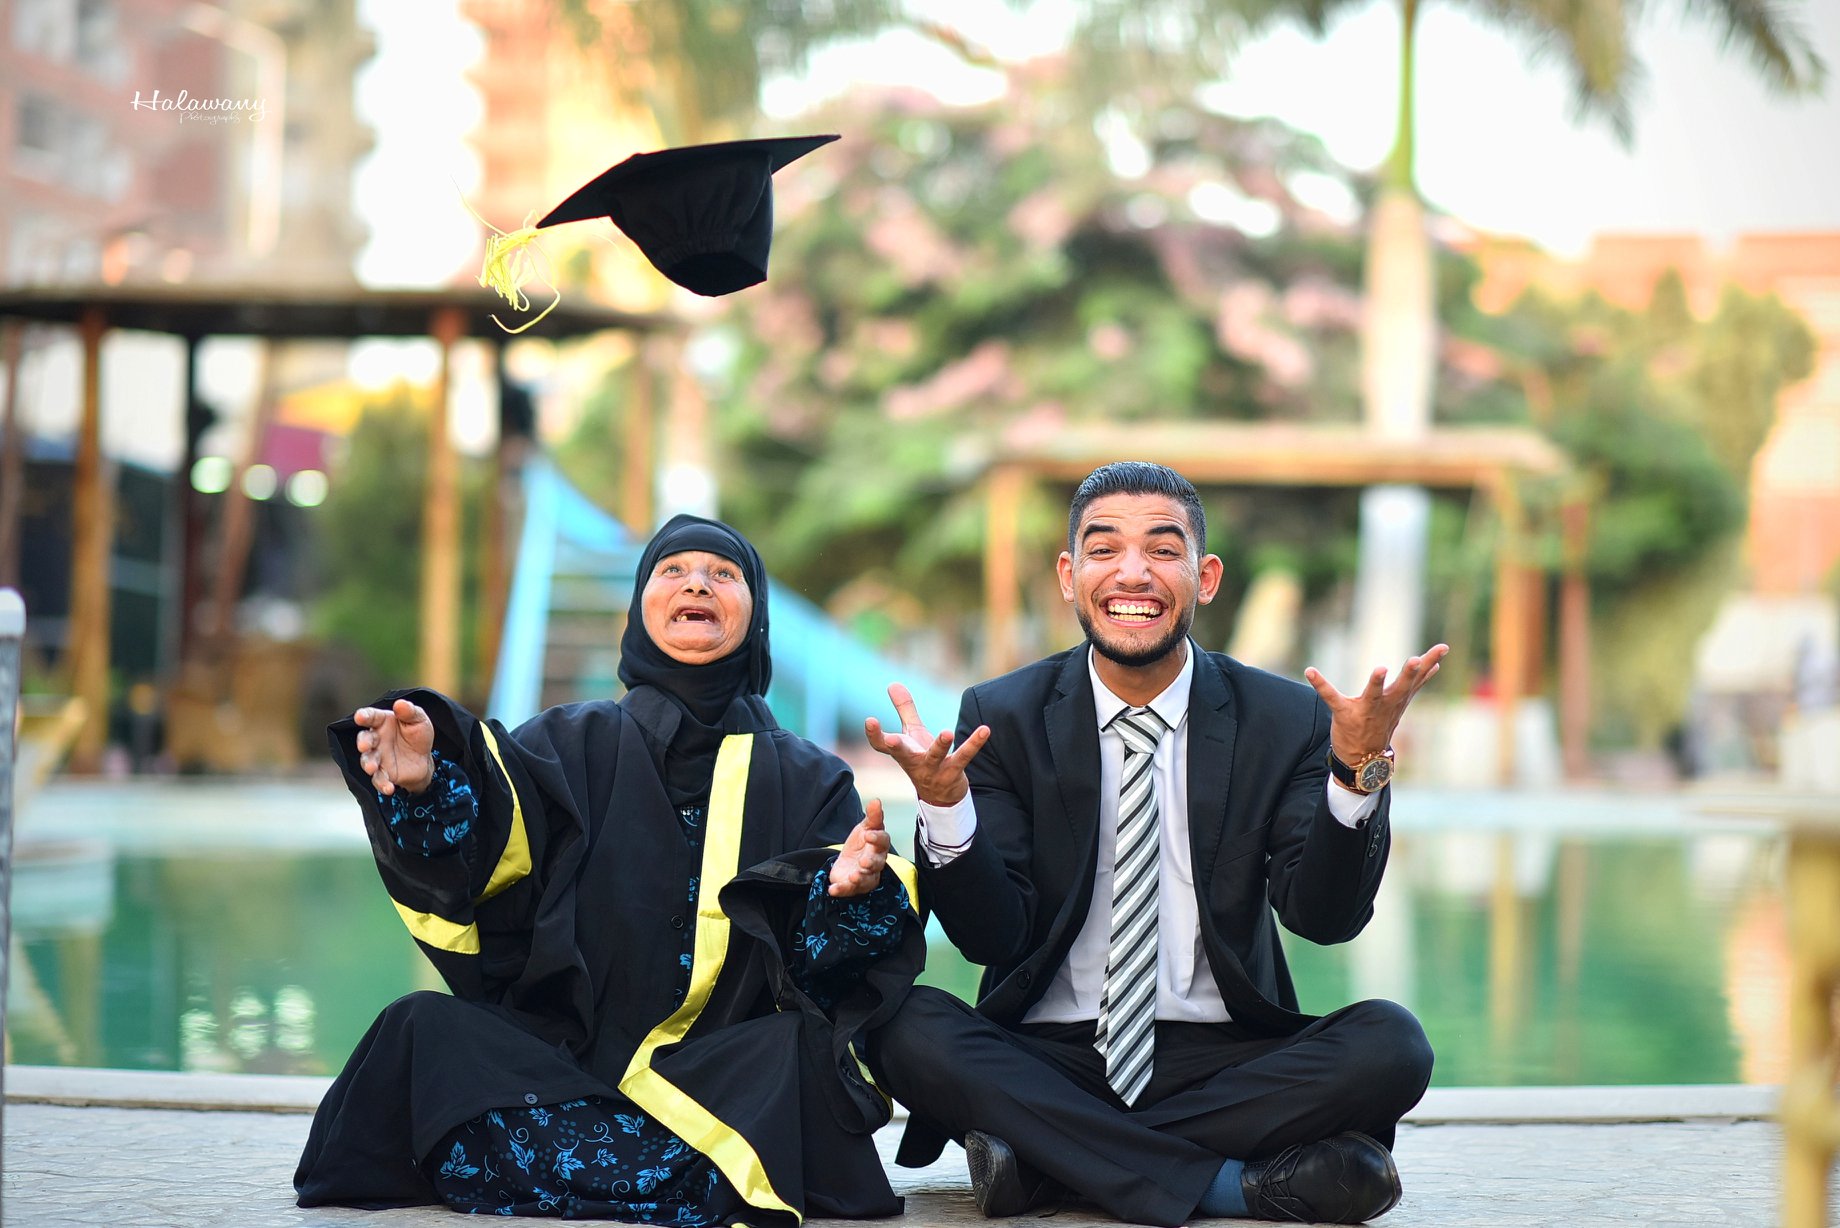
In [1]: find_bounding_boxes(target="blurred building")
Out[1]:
[461,0,670,312]
[2,0,373,287]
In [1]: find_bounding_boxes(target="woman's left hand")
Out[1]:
[829,800,891,897]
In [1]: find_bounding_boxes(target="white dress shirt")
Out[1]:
[916,642,1379,1024]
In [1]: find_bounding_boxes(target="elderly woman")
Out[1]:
[295,515,923,1223]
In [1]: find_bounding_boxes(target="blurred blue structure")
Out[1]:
[489,458,963,746]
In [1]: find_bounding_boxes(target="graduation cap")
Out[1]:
[471,134,837,332]
[545,134,836,296]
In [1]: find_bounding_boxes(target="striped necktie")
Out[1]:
[1095,705,1166,1106]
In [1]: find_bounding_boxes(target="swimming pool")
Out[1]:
[8,780,1788,1086]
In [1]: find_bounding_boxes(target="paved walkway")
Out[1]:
[4,1079,1831,1226]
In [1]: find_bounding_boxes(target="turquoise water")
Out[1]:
[7,824,1785,1086]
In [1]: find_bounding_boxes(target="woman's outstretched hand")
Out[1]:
[353,699,436,797]
[829,800,892,897]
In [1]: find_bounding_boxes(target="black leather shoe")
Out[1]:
[1239,1132,1401,1223]
[964,1130,1060,1217]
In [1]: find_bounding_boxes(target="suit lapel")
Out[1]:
[1186,650,1237,878]
[1044,645,1100,847]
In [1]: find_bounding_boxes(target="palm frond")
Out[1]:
[1472,0,1641,144]
[1062,0,1368,89]
[1676,0,1828,93]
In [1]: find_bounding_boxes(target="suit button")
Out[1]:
[671,915,686,929]
[524,1093,539,1105]
[1017,970,1032,988]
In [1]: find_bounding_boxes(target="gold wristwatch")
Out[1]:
[1327,745,1395,794]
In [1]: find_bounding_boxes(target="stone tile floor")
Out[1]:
[6,1103,1831,1227]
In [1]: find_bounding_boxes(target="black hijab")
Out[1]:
[619,514,776,805]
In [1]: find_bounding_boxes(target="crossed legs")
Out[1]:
[867,987,1433,1225]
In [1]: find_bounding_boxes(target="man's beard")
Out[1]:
[1076,602,1194,668]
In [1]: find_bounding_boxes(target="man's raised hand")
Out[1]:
[1304,643,1450,764]
[829,800,892,897]
[864,683,989,808]
[353,698,436,796]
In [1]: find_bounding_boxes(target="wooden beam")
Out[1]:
[983,466,1028,677]
[67,309,110,771]
[420,307,465,696]
[1008,423,1567,489]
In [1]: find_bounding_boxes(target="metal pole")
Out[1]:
[0,586,27,1220]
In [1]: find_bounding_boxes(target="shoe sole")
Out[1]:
[965,1131,1036,1218]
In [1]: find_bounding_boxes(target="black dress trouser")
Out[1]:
[866,986,1435,1227]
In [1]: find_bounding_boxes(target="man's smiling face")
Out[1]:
[1058,492,1222,668]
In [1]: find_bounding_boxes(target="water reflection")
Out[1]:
[7,832,1786,1086]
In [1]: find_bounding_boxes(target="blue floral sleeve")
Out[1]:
[789,858,914,1013]
[377,750,479,858]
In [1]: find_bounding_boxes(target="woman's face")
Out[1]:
[639,550,754,666]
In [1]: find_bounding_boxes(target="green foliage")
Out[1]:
[710,83,1385,656]
[1063,0,1824,168]
[309,394,490,699]
[554,364,631,518]
[1460,276,1818,746]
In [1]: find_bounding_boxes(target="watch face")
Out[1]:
[1357,757,1393,792]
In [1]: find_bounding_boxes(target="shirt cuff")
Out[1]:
[915,793,978,867]
[1325,778,1381,829]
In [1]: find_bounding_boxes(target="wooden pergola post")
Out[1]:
[623,340,656,535]
[983,465,1028,678]
[206,339,278,655]
[67,308,111,771]
[420,307,466,697]
[176,334,207,666]
[477,344,516,703]
[1490,475,1529,787]
[1557,496,1592,780]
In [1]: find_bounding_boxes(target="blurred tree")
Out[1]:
[310,391,492,703]
[708,77,1455,661]
[1063,0,1825,667]
[1460,277,1817,748]
[704,70,1815,734]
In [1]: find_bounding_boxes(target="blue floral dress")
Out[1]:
[382,753,910,1219]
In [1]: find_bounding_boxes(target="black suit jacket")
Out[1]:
[922,642,1390,1037]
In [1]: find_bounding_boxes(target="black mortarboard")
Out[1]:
[536,134,838,297]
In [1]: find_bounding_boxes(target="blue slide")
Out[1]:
[489,457,965,746]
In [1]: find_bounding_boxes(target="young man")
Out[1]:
[866,462,1446,1225]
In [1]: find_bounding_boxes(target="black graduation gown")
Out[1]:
[295,688,924,1223]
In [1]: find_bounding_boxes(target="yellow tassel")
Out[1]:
[459,193,561,335]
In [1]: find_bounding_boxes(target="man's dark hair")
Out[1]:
[1067,461,1206,553]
